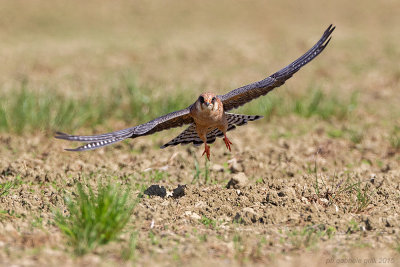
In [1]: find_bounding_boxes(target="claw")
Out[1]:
[223,135,233,152]
[202,144,211,161]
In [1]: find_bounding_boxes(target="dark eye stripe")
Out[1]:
[199,96,205,103]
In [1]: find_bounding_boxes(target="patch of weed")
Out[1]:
[31,216,44,229]
[389,126,400,149]
[55,181,136,255]
[0,176,23,197]
[0,81,358,135]
[0,79,194,134]
[346,219,360,234]
[0,181,14,197]
[233,233,246,262]
[121,232,139,261]
[148,230,158,246]
[192,159,210,184]
[147,170,168,183]
[198,234,207,242]
[284,224,335,251]
[242,88,358,121]
[200,215,216,229]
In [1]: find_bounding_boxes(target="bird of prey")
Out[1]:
[56,25,335,160]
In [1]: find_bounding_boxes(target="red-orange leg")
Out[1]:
[223,134,233,151]
[202,143,211,161]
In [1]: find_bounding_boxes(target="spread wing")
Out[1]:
[218,24,335,112]
[55,107,194,151]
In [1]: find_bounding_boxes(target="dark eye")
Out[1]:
[199,96,205,103]
[211,97,216,103]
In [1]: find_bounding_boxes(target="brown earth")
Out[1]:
[0,115,399,266]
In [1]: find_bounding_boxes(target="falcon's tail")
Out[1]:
[161,113,262,148]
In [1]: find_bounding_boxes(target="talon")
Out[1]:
[202,144,211,160]
[223,135,233,152]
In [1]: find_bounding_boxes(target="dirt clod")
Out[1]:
[228,158,243,173]
[172,184,186,198]
[211,164,224,172]
[226,172,248,189]
[363,216,377,231]
[144,185,167,198]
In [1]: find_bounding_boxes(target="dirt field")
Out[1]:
[0,0,400,266]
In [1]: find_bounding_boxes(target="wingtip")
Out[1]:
[326,24,336,35]
[54,131,68,139]
[55,131,75,140]
[64,148,79,152]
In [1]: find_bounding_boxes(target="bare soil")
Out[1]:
[1,116,399,266]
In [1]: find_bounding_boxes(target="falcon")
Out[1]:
[56,25,335,160]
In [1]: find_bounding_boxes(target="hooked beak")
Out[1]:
[205,101,213,110]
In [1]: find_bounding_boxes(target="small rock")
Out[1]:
[226,172,248,189]
[211,164,224,172]
[301,197,310,204]
[363,216,376,231]
[233,213,244,224]
[159,165,169,171]
[242,207,256,214]
[233,208,258,224]
[370,173,376,184]
[228,158,243,173]
[144,185,167,198]
[195,201,207,208]
[319,198,329,205]
[384,216,395,227]
[185,211,201,220]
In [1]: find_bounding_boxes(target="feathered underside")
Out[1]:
[161,113,262,148]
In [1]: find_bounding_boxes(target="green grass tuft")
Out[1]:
[241,88,358,121]
[283,224,335,251]
[55,181,136,255]
[121,232,139,261]
[0,79,358,135]
[200,215,217,229]
[0,79,194,135]
[0,181,14,197]
[390,126,400,149]
[192,160,210,184]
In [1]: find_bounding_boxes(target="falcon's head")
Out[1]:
[196,93,220,112]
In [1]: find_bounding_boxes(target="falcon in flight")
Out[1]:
[56,25,335,160]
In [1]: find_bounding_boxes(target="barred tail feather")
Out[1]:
[161,113,263,148]
[160,125,202,148]
[225,113,263,126]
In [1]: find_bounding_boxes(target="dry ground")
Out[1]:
[0,0,400,266]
